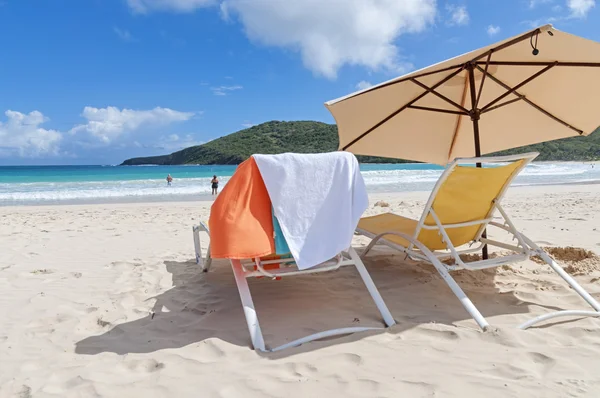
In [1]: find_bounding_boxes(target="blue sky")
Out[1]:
[0,0,598,165]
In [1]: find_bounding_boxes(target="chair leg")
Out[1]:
[358,231,389,259]
[204,244,212,272]
[379,231,491,331]
[360,238,379,258]
[193,225,213,272]
[524,237,600,312]
[347,247,396,327]
[230,260,266,351]
[512,235,600,329]
[542,250,600,311]
[193,226,203,267]
[430,259,490,331]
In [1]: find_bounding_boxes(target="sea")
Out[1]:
[0,162,599,206]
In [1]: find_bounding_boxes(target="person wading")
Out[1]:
[211,175,219,195]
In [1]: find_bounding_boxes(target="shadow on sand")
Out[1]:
[75,246,563,358]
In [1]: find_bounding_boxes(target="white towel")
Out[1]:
[253,152,368,270]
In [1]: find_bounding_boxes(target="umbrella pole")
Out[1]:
[468,64,489,260]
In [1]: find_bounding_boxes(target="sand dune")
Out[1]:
[1,185,600,397]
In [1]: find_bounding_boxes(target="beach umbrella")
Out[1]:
[325,24,600,259]
[325,24,600,166]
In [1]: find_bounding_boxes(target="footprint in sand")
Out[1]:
[325,352,363,366]
[417,326,461,341]
[122,358,165,373]
[393,380,436,396]
[527,352,556,374]
[110,261,142,268]
[491,352,556,380]
[346,379,381,395]
[283,362,318,378]
[195,340,227,363]
[489,363,532,380]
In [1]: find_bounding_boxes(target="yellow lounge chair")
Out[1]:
[356,153,600,330]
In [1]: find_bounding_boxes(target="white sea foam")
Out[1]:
[520,163,589,176]
[1,162,598,204]
[0,177,232,203]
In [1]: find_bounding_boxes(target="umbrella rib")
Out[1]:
[480,62,556,112]
[407,105,468,115]
[331,28,545,106]
[476,61,600,67]
[447,70,469,160]
[410,78,470,113]
[341,67,465,151]
[480,97,523,114]
[331,28,544,105]
[335,65,464,103]
[475,52,492,109]
[379,28,544,89]
[471,28,542,63]
[474,65,584,135]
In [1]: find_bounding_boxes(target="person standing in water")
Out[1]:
[211,175,219,195]
[166,174,173,186]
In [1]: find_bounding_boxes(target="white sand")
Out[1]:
[2,184,600,397]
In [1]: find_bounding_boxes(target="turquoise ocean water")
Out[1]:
[0,162,599,205]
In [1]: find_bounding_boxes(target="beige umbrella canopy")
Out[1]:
[325,24,600,166]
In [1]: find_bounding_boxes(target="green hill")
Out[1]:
[120,120,600,165]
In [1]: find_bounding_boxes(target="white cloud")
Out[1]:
[567,0,595,17]
[70,106,195,143]
[126,0,215,13]
[241,122,255,128]
[0,110,62,157]
[126,0,436,78]
[446,4,469,26]
[221,0,436,79]
[522,0,592,26]
[521,16,559,27]
[355,80,373,90]
[211,85,243,96]
[113,27,136,42]
[487,25,501,36]
[529,0,553,9]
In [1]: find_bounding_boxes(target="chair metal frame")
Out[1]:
[193,223,396,352]
[356,153,600,330]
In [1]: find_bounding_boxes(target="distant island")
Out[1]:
[121,120,600,165]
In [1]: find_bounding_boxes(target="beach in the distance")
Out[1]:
[2,180,600,397]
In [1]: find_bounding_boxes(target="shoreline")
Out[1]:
[1,178,600,207]
[2,160,599,207]
[1,181,600,210]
